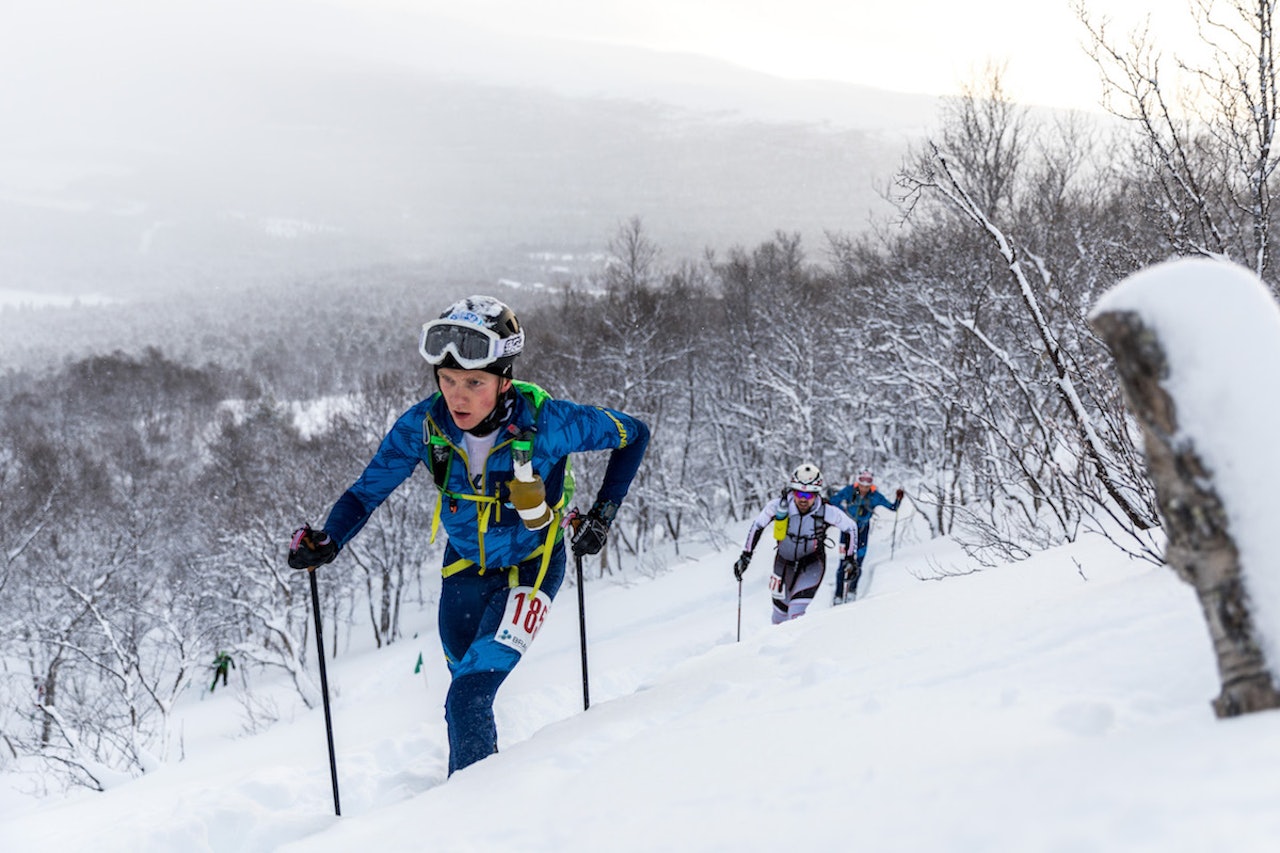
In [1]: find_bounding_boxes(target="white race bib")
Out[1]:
[495,586,552,655]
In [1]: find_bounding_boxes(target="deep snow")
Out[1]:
[6,257,1280,851]
[5,505,1279,852]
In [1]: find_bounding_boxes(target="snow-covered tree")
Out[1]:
[1078,0,1280,292]
[894,67,1161,562]
[1092,257,1280,716]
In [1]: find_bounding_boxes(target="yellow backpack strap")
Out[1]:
[430,492,443,544]
[442,555,473,578]
[425,409,511,569]
[494,509,563,597]
[431,490,495,546]
[452,510,561,587]
[529,509,561,597]
[433,491,501,571]
[425,413,454,547]
[429,385,564,585]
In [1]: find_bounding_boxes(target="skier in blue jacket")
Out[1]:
[827,471,903,601]
[288,295,649,775]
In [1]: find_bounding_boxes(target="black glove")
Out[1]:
[571,500,618,557]
[840,557,861,595]
[733,551,752,580]
[288,525,337,570]
[895,487,905,503]
[841,556,862,597]
[840,556,858,579]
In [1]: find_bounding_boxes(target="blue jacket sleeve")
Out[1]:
[743,499,781,552]
[597,416,649,507]
[538,399,650,509]
[322,405,425,548]
[829,485,854,511]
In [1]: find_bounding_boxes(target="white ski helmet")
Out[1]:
[419,295,524,379]
[788,462,824,492]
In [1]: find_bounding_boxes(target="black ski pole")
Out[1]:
[892,489,907,559]
[574,551,591,710]
[306,567,341,816]
[736,576,743,642]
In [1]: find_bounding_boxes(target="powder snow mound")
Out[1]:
[1094,256,1280,694]
[13,528,1280,852]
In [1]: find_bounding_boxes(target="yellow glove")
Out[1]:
[508,476,554,530]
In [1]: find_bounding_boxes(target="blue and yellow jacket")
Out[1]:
[322,383,649,577]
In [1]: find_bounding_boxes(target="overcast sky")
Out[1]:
[346,0,1204,113]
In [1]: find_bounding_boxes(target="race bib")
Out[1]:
[495,586,552,655]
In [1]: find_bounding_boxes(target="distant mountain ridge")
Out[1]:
[0,0,941,297]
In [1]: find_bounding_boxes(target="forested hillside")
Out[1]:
[6,0,1280,795]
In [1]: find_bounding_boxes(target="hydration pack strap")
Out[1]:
[440,512,563,598]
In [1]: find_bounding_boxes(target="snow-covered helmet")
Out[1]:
[419,295,524,379]
[789,462,824,493]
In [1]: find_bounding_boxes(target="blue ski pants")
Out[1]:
[839,523,872,566]
[439,542,566,775]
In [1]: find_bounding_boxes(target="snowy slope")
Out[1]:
[4,515,1280,852]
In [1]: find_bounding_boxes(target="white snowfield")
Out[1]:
[5,519,1279,852]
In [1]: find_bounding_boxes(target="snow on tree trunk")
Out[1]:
[1090,258,1280,717]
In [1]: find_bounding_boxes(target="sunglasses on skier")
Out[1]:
[419,319,524,370]
[793,491,816,501]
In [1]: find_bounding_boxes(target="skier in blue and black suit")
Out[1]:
[827,471,903,601]
[288,295,649,775]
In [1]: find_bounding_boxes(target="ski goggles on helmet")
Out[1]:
[419,319,524,369]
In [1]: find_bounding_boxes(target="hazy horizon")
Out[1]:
[1,0,950,300]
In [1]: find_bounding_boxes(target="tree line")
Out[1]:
[4,0,1278,792]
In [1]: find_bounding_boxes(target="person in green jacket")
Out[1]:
[210,651,235,692]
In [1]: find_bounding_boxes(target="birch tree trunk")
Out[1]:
[1090,308,1280,717]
